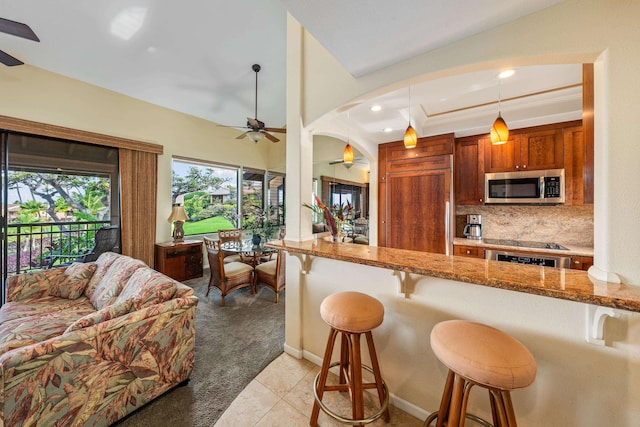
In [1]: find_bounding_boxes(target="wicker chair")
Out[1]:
[76,225,120,263]
[206,247,253,306]
[254,251,285,303]
[217,229,244,263]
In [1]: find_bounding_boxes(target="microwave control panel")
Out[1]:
[544,176,562,198]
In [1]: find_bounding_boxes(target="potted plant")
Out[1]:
[243,209,275,246]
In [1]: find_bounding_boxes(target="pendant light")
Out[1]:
[404,86,418,149]
[343,111,354,168]
[343,143,354,169]
[490,75,509,145]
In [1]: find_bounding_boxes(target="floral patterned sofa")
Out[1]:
[0,252,198,426]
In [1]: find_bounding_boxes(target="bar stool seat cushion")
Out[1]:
[431,320,537,391]
[320,291,384,333]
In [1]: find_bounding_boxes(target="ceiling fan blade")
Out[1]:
[263,132,280,143]
[264,127,286,134]
[0,17,39,42]
[236,132,249,140]
[0,49,23,66]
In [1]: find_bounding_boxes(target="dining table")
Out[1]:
[219,239,277,267]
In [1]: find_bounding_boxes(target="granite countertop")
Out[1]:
[268,239,640,313]
[453,237,594,257]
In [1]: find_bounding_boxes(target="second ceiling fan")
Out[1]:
[234,64,285,143]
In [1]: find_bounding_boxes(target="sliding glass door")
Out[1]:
[1,132,7,302]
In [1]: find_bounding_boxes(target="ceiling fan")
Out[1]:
[230,64,286,143]
[0,17,39,66]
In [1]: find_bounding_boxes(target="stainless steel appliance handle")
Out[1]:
[445,201,450,256]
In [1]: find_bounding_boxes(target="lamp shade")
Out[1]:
[404,124,417,149]
[168,205,189,223]
[490,114,509,145]
[343,143,354,168]
[247,131,264,143]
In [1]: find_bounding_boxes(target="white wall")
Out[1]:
[0,65,285,243]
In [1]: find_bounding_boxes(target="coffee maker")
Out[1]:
[463,214,482,240]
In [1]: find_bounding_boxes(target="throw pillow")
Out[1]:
[50,262,97,299]
[116,268,178,310]
[65,300,132,333]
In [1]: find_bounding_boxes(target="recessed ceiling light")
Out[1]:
[370,105,382,112]
[383,127,392,133]
[110,7,147,41]
[499,69,515,79]
[146,46,157,54]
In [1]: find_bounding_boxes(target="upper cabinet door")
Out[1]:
[454,136,485,205]
[484,134,520,172]
[519,128,564,170]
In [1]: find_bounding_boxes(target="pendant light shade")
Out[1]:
[404,86,418,149]
[404,124,417,149]
[343,143,354,168]
[490,113,509,145]
[491,74,509,145]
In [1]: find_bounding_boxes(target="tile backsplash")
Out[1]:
[456,205,594,247]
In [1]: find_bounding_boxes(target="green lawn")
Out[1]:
[183,216,234,235]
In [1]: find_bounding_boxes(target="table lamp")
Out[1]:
[168,204,189,243]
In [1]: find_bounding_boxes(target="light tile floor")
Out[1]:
[215,353,424,426]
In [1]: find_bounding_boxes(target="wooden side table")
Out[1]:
[154,240,203,281]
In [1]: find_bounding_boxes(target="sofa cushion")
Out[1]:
[83,252,122,299]
[0,307,96,354]
[65,300,133,333]
[89,255,146,310]
[115,268,178,310]
[49,262,97,299]
[0,296,94,324]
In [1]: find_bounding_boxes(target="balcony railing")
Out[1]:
[7,220,111,275]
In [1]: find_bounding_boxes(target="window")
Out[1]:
[172,158,285,237]
[267,172,285,226]
[172,159,239,236]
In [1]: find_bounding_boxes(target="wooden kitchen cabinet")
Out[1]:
[378,134,454,253]
[454,135,485,205]
[453,245,486,259]
[155,240,203,281]
[485,123,568,173]
[563,125,594,206]
[570,255,593,271]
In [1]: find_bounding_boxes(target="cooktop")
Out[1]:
[482,238,569,251]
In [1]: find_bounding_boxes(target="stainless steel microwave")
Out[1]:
[484,169,565,204]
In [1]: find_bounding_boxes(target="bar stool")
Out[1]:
[310,291,390,426]
[425,320,537,427]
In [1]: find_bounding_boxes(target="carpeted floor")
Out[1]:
[114,276,285,427]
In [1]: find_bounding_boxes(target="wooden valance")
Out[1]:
[0,115,163,154]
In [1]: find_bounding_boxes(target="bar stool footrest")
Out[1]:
[424,411,494,427]
[313,362,390,425]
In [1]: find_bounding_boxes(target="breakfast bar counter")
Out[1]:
[270,239,640,426]
[268,239,640,312]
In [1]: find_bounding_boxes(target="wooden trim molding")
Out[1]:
[0,115,163,154]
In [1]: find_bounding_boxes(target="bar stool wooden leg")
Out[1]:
[311,328,339,426]
[365,331,390,422]
[349,333,364,421]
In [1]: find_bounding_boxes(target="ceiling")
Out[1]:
[0,0,577,147]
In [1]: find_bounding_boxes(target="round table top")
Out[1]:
[220,239,276,254]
